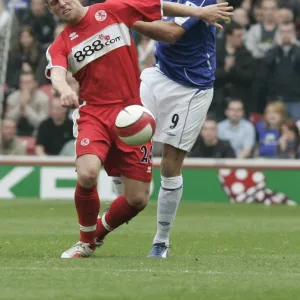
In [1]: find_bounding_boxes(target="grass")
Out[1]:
[1,200,300,300]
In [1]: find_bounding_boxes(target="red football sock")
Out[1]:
[95,195,142,241]
[75,182,100,247]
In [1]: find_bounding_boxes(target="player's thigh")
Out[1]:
[179,88,214,151]
[73,104,111,185]
[155,87,213,152]
[140,67,163,119]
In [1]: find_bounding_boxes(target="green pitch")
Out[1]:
[1,200,300,300]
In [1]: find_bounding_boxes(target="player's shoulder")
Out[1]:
[47,27,69,52]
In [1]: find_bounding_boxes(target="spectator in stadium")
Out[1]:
[214,21,254,119]
[277,8,294,25]
[5,72,49,136]
[35,96,73,156]
[253,22,300,119]
[278,119,300,158]
[18,0,56,45]
[0,119,26,155]
[218,99,255,158]
[36,23,67,86]
[6,26,42,90]
[232,7,250,31]
[245,0,279,60]
[255,101,287,158]
[189,118,236,158]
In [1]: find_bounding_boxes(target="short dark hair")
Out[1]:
[225,21,243,36]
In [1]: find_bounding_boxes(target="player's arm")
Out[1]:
[131,1,233,44]
[132,21,185,44]
[45,38,79,108]
[162,1,233,30]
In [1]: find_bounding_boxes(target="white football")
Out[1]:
[115,105,156,146]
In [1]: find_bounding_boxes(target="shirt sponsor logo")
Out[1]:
[68,23,131,74]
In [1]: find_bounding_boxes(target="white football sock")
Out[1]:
[112,176,124,197]
[153,175,183,246]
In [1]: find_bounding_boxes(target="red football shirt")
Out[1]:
[46,0,162,106]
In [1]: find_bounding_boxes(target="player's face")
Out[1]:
[201,121,218,143]
[226,102,244,123]
[47,0,83,23]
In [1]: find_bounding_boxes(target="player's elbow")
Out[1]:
[162,30,181,44]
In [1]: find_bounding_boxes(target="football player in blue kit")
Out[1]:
[134,0,230,258]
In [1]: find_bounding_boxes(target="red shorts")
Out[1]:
[73,103,152,182]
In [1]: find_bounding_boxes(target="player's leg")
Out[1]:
[143,72,213,257]
[61,154,102,258]
[95,140,152,244]
[148,144,185,258]
[95,177,150,242]
[61,105,110,258]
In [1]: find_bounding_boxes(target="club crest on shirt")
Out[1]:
[95,10,107,22]
[80,138,90,146]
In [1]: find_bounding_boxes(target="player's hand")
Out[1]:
[199,2,233,30]
[60,88,79,108]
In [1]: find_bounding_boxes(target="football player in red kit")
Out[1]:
[45,0,232,258]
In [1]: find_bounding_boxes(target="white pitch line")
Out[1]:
[1,267,300,277]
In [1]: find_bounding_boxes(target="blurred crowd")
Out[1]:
[1,0,300,160]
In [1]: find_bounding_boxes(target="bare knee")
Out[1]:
[76,155,101,188]
[161,144,186,177]
[126,191,149,210]
[123,177,150,210]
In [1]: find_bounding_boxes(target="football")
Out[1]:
[115,105,156,146]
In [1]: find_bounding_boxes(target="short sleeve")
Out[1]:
[45,34,68,79]
[105,0,163,27]
[174,0,207,31]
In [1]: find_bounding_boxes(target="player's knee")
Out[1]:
[77,167,99,188]
[126,190,149,210]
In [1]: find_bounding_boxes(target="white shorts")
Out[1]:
[140,67,213,152]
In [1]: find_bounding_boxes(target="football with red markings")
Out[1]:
[115,105,156,146]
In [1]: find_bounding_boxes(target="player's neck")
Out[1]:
[70,6,88,25]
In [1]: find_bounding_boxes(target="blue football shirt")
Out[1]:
[156,0,217,89]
